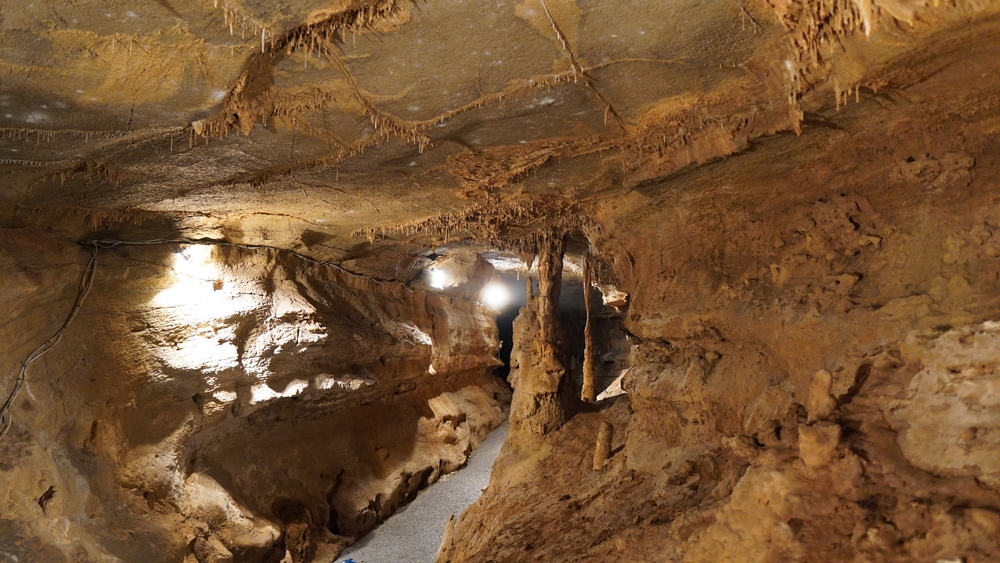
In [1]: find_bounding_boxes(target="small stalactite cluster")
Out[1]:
[769,0,867,120]
[772,0,870,72]
[447,137,603,197]
[620,94,771,173]
[283,0,408,55]
[352,194,586,255]
[38,159,130,189]
[83,208,160,230]
[3,128,61,145]
[213,0,273,53]
[768,0,947,117]
[324,49,432,153]
[192,0,417,150]
[13,205,162,231]
[0,128,133,157]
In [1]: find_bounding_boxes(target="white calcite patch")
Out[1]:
[892,321,1000,488]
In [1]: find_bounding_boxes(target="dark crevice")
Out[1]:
[495,304,517,380]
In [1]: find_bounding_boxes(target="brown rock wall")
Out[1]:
[441,64,1000,562]
[0,228,507,562]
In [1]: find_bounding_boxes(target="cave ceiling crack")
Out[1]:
[538,0,624,129]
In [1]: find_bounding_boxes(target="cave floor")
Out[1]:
[337,420,510,563]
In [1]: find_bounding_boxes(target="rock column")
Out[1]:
[581,257,597,402]
[508,235,569,438]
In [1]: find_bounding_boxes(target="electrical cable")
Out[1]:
[0,247,98,440]
[0,234,487,441]
[80,237,358,276]
[79,237,480,302]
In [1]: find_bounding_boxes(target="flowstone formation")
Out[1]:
[3,0,1000,561]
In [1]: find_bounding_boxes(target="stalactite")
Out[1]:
[84,208,159,230]
[581,256,596,403]
[536,235,565,345]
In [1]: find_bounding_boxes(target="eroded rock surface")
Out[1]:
[0,228,507,562]
[438,9,1000,557]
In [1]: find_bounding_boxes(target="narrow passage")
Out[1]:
[336,420,509,563]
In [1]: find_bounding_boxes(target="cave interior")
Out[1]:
[2,0,1000,562]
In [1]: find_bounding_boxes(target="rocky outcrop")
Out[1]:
[0,228,508,562]
[438,43,1000,561]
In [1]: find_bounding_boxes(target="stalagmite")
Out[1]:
[807,369,837,422]
[581,257,596,402]
[593,421,613,470]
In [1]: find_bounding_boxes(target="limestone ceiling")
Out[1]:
[1,0,999,269]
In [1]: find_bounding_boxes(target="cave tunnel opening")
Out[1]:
[487,257,629,399]
[558,272,630,400]
[493,274,524,380]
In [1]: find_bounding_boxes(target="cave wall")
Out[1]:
[0,227,508,562]
[439,74,1000,563]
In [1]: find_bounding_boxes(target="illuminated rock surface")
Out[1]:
[2,0,1000,561]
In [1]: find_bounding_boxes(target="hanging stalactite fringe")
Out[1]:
[0,248,98,440]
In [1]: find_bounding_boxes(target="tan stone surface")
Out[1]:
[3,0,1000,561]
[0,227,506,562]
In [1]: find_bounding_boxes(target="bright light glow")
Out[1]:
[152,246,234,322]
[151,245,260,322]
[250,379,310,404]
[481,282,511,310]
[149,245,260,374]
[172,244,215,279]
[428,268,449,289]
[213,390,238,403]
